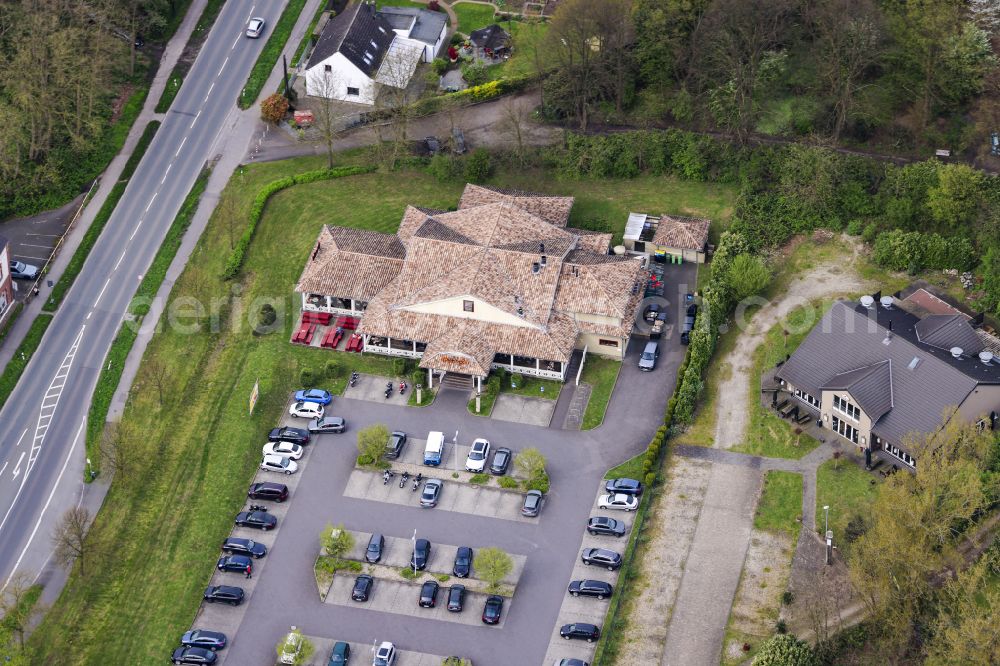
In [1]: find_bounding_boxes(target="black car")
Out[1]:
[411,538,431,571]
[234,510,276,530]
[352,574,373,602]
[587,516,626,537]
[268,426,310,445]
[222,537,266,559]
[605,478,644,496]
[419,580,439,608]
[581,548,622,570]
[328,641,351,665]
[489,447,512,475]
[171,646,217,664]
[680,314,696,345]
[560,622,601,642]
[556,660,590,666]
[453,546,473,578]
[203,585,244,606]
[447,584,465,612]
[365,533,385,563]
[247,481,288,503]
[216,554,252,574]
[385,431,407,459]
[308,416,346,434]
[568,579,614,599]
[521,490,543,517]
[687,302,699,317]
[180,629,227,651]
[482,595,503,624]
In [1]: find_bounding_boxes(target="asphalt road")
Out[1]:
[0,1,284,589]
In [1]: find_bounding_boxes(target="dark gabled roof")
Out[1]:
[308,1,395,76]
[914,314,984,355]
[821,361,894,423]
[377,6,447,45]
[470,24,509,50]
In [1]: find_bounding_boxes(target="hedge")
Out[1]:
[871,228,976,273]
[408,73,536,117]
[222,166,376,279]
[237,0,308,109]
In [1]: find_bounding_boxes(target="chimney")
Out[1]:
[539,243,545,253]
[540,254,547,267]
[531,262,540,274]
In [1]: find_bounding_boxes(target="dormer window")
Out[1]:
[833,395,860,421]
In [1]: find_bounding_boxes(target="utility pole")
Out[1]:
[824,505,832,565]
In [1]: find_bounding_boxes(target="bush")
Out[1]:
[751,634,816,666]
[469,473,490,484]
[498,476,519,489]
[643,472,656,487]
[320,523,354,558]
[871,228,975,272]
[260,93,289,123]
[325,359,341,379]
[392,358,407,376]
[524,472,550,493]
[464,148,493,183]
[432,58,450,76]
[461,62,494,87]
[399,567,419,580]
[428,153,460,182]
[300,368,315,386]
[846,219,864,235]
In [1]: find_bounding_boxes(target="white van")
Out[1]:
[423,431,445,466]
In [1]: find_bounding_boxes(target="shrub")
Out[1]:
[643,472,656,487]
[845,514,868,543]
[498,476,519,489]
[461,62,493,87]
[524,472,550,493]
[260,93,289,123]
[751,634,816,666]
[325,359,341,379]
[846,219,864,235]
[428,153,460,181]
[469,473,490,484]
[300,368,315,385]
[320,523,354,558]
[464,148,493,183]
[432,57,450,76]
[392,358,407,376]
[399,567,419,580]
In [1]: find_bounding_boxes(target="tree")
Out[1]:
[51,507,93,577]
[514,447,546,481]
[260,93,289,124]
[145,357,169,407]
[925,550,1000,665]
[99,419,139,484]
[308,70,349,169]
[357,424,390,467]
[372,41,422,168]
[464,149,492,183]
[473,547,513,593]
[926,163,983,231]
[320,523,354,558]
[0,573,42,648]
[751,634,816,666]
[725,253,770,302]
[548,0,607,129]
[500,95,528,166]
[275,628,315,666]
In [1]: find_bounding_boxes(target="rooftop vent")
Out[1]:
[880,296,894,309]
[540,254,547,266]
[860,295,875,309]
[539,243,545,253]
[908,357,921,370]
[531,262,540,274]
[980,351,994,365]
[517,306,524,317]
[951,346,964,359]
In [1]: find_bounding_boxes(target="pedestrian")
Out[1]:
[245,564,252,579]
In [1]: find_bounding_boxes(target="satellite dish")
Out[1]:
[951,347,964,359]
[880,296,893,309]
[860,295,875,309]
[980,351,994,365]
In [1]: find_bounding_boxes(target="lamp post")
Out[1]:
[412,528,417,575]
[824,505,833,565]
[823,505,829,535]
[86,457,95,481]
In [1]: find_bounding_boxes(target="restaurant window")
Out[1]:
[833,394,860,421]
[831,416,859,444]
[463,300,474,312]
[598,339,618,347]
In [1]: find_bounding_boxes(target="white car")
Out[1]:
[289,401,324,419]
[373,641,397,666]
[246,17,265,38]
[263,441,303,460]
[260,453,298,475]
[465,438,490,472]
[598,492,639,512]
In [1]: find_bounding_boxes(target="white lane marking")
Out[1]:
[94,279,111,308]
[232,34,240,50]
[145,193,157,212]
[14,430,26,448]
[0,462,6,476]
[10,453,25,479]
[17,243,55,250]
[115,249,127,271]
[160,163,172,184]
[86,311,92,320]
[26,327,83,477]
[246,6,256,22]
[3,421,84,591]
[130,218,144,241]
[175,136,187,157]
[218,57,229,77]
[190,110,200,129]
[204,82,214,101]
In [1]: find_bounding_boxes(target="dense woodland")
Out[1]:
[0,0,187,220]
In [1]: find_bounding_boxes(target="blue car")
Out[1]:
[294,388,332,405]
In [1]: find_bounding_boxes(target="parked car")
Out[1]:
[8,260,38,280]
[598,492,639,512]
[466,438,490,472]
[587,516,626,537]
[294,388,332,405]
[172,646,217,664]
[411,538,431,570]
[553,660,590,666]
[373,642,397,666]
[279,630,302,664]
[419,580,439,607]
[638,341,659,372]
[680,314,695,345]
[605,478,644,496]
[221,537,266,559]
[423,431,445,466]
[687,302,699,317]
[365,533,385,563]
[560,623,601,642]
[263,441,303,460]
[234,510,276,530]
[247,481,288,502]
[260,453,298,475]
[180,629,227,651]
[328,641,351,666]
[245,17,265,38]
[489,447,512,475]
[581,547,622,570]
[420,478,442,507]
[352,574,373,602]
[385,431,407,459]
[453,546,473,577]
[568,579,614,599]
[447,584,466,612]
[289,401,324,419]
[203,585,244,605]
[309,416,346,434]
[521,489,543,517]
[452,127,467,154]
[268,427,309,445]
[482,595,503,624]
[216,554,252,574]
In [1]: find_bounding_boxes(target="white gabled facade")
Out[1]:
[305,52,378,105]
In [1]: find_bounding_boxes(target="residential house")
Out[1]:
[623,212,710,263]
[775,291,1000,470]
[304,1,422,105]
[377,5,447,63]
[0,237,14,323]
[469,24,510,61]
[295,184,648,388]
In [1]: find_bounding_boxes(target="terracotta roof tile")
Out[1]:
[458,184,574,227]
[652,215,710,251]
[296,226,404,300]
[566,228,612,253]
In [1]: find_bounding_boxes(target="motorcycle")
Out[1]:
[248,504,268,512]
[399,470,409,488]
[382,470,394,485]
[399,381,407,395]
[349,371,358,388]
[412,472,422,491]
[384,382,393,399]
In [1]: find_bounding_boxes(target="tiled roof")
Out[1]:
[914,314,984,354]
[377,6,447,45]
[566,228,612,254]
[308,1,396,75]
[295,226,404,300]
[651,215,710,251]
[555,255,646,320]
[397,205,432,244]
[418,321,495,376]
[326,226,405,258]
[469,24,509,50]
[458,184,574,227]
[821,361,894,423]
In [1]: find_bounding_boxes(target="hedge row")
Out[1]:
[237,0,308,109]
[871,228,976,273]
[408,73,536,117]
[290,3,330,67]
[44,120,162,311]
[222,166,376,279]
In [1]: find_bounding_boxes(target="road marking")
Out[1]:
[218,57,228,77]
[86,311,92,320]
[3,421,84,591]
[246,6,256,22]
[190,110,200,129]
[0,463,6,476]
[130,219,144,241]
[14,430,26,448]
[204,82,214,100]
[145,193,157,212]
[10,453,24,479]
[93,279,111,308]
[17,243,54,250]
[232,34,240,50]
[175,136,187,157]
[115,249,127,271]
[160,163,172,184]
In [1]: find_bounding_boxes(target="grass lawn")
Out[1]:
[579,356,621,430]
[501,374,561,400]
[754,470,803,540]
[453,1,496,34]
[605,452,645,480]
[815,458,878,554]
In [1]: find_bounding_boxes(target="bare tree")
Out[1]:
[0,572,43,648]
[309,70,350,169]
[145,357,169,407]
[99,419,138,484]
[218,193,241,251]
[371,41,422,168]
[501,96,529,165]
[549,0,605,129]
[52,507,93,577]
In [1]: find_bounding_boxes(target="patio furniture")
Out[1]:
[774,399,789,412]
[346,333,363,352]
[336,316,359,330]
[302,311,332,325]
[796,411,812,424]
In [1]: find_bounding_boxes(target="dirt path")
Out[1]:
[712,237,871,451]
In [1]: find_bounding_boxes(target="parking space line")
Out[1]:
[16,243,55,250]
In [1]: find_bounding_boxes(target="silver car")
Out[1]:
[638,341,659,372]
[420,479,442,507]
[9,260,38,280]
[246,17,265,38]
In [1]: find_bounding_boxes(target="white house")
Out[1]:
[377,5,448,63]
[0,237,15,324]
[304,1,422,105]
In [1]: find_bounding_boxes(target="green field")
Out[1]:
[453,1,496,34]
[580,356,622,430]
[815,458,878,554]
[754,470,803,540]
[29,154,735,662]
